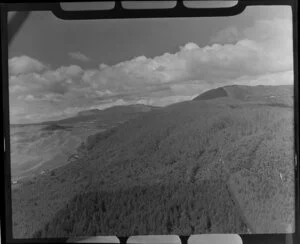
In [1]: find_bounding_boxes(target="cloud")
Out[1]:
[80,17,292,93]
[180,42,200,51]
[210,18,292,45]
[9,84,28,93]
[69,52,90,62]
[99,63,108,69]
[10,71,68,96]
[9,55,46,75]
[43,65,83,84]
[231,70,293,87]
[210,27,239,44]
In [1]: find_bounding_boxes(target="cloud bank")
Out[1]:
[68,52,90,62]
[9,56,46,75]
[9,17,293,124]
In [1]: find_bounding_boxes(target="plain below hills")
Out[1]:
[10,104,158,181]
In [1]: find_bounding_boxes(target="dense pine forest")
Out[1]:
[11,85,295,237]
[33,182,248,237]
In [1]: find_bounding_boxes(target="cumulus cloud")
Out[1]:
[99,63,108,69]
[9,56,46,75]
[79,17,292,93]
[69,52,90,62]
[43,65,83,84]
[10,69,70,97]
[180,42,200,51]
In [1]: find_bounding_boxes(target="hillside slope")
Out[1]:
[194,85,293,106]
[11,85,294,237]
[10,104,157,181]
[193,87,228,100]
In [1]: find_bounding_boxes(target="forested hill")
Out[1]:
[10,104,158,181]
[12,85,294,237]
[193,85,293,106]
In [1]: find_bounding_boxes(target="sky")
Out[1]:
[8,5,293,124]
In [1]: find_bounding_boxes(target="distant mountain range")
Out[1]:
[11,85,292,128]
[11,104,159,127]
[11,84,294,237]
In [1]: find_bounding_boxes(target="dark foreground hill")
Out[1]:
[11,85,294,237]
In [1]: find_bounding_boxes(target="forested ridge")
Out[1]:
[33,182,247,237]
[12,85,294,237]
